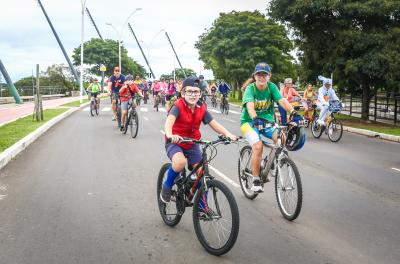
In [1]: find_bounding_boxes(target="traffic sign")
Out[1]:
[100,64,106,72]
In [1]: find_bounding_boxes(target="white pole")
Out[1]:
[118,39,121,72]
[80,0,86,104]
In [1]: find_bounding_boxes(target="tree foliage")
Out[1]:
[195,11,296,89]
[269,0,400,119]
[72,38,146,77]
[160,68,197,80]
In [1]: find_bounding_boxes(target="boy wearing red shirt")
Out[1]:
[160,76,237,203]
[119,75,144,131]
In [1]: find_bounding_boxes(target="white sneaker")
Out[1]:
[250,177,263,193]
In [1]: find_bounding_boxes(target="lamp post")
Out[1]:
[80,0,87,103]
[147,29,165,63]
[106,8,142,73]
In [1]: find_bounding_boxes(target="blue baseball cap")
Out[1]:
[254,62,271,75]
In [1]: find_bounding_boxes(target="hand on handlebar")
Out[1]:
[252,117,265,130]
[167,135,183,144]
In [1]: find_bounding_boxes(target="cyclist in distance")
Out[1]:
[316,76,339,126]
[198,75,209,103]
[302,84,317,120]
[278,78,301,125]
[87,77,101,106]
[240,63,301,192]
[218,79,231,101]
[160,76,237,203]
[108,67,126,121]
[209,81,217,96]
[166,78,177,111]
[119,75,144,131]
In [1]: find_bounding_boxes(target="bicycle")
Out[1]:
[122,100,139,138]
[220,93,229,115]
[211,93,217,108]
[135,93,141,106]
[311,100,343,142]
[88,91,99,117]
[157,136,240,256]
[143,90,149,104]
[154,93,162,112]
[238,122,303,221]
[303,96,318,128]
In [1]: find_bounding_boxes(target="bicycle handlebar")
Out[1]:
[166,135,242,145]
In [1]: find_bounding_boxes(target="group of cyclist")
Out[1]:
[86,62,339,200]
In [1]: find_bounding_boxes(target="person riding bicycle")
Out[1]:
[240,63,302,193]
[316,76,339,126]
[108,67,126,121]
[302,84,317,119]
[278,78,301,125]
[209,82,217,95]
[218,80,231,103]
[166,78,177,111]
[160,76,237,203]
[134,75,144,90]
[119,75,144,131]
[87,77,101,106]
[198,75,209,103]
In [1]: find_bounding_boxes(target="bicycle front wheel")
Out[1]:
[238,145,258,200]
[311,116,323,138]
[327,118,343,142]
[220,100,224,114]
[225,102,229,115]
[275,157,302,221]
[130,111,139,138]
[157,163,182,227]
[193,179,240,256]
[90,102,95,116]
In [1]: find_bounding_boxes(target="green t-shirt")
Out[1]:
[240,82,282,124]
[88,83,101,93]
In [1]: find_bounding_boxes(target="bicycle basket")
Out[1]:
[328,100,342,113]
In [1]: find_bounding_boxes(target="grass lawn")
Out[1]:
[0,108,68,152]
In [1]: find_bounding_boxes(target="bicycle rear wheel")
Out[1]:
[238,145,258,200]
[275,157,302,221]
[90,101,94,117]
[311,115,323,138]
[130,110,139,138]
[225,102,229,115]
[193,179,239,256]
[95,103,99,116]
[220,100,224,114]
[157,163,183,227]
[327,118,343,142]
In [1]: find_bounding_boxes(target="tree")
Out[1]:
[72,38,146,78]
[269,0,400,120]
[195,11,296,97]
[160,68,197,80]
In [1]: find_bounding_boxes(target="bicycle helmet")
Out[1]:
[199,75,204,79]
[125,74,133,81]
[286,125,306,151]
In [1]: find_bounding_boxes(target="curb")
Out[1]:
[0,102,90,171]
[224,100,400,143]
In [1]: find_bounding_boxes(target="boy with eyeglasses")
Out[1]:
[160,76,237,203]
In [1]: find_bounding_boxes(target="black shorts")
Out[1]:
[91,92,98,98]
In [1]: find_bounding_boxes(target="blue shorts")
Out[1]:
[165,143,202,166]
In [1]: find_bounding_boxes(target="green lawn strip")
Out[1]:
[0,108,69,152]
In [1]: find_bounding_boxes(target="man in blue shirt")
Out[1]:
[108,67,126,121]
[218,80,231,102]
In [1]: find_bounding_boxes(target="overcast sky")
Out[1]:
[0,0,269,81]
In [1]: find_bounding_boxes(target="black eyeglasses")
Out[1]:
[185,90,201,96]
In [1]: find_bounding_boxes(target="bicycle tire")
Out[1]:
[220,100,224,114]
[311,115,323,138]
[327,118,343,142]
[90,101,94,117]
[117,105,122,128]
[274,157,302,221]
[123,113,130,134]
[225,102,229,115]
[157,163,182,227]
[192,179,240,256]
[130,111,139,138]
[95,103,99,116]
[238,145,258,200]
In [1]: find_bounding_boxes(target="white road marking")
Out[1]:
[159,108,166,112]
[144,117,149,121]
[229,109,241,115]
[83,107,90,111]
[209,165,240,188]
[209,109,220,114]
[140,107,148,112]
[0,194,7,201]
[102,107,111,112]
[392,168,400,172]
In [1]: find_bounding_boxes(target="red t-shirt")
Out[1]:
[119,83,140,102]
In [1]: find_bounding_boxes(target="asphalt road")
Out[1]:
[1,99,399,264]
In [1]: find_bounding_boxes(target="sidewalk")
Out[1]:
[0,96,82,126]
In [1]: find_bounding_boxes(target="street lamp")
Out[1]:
[106,8,142,73]
[80,0,87,103]
[147,29,165,63]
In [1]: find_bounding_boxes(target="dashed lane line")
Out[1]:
[392,168,400,172]
[140,107,148,112]
[101,107,111,112]
[144,117,149,121]
[222,117,237,123]
[229,109,241,115]
[83,107,90,111]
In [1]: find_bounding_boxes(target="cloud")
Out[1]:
[1,0,269,81]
